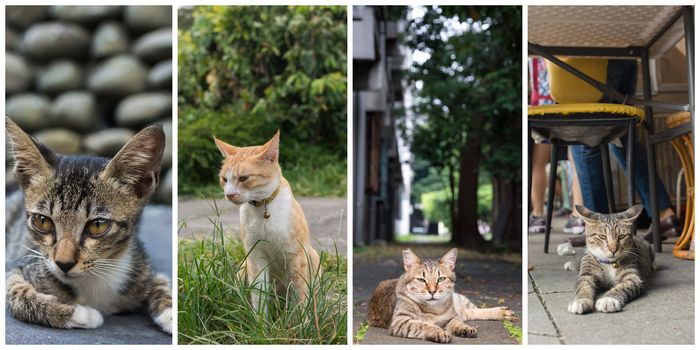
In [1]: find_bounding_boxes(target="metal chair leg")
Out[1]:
[544,145,559,254]
[601,144,615,214]
[528,127,533,221]
[645,136,662,252]
[627,120,636,233]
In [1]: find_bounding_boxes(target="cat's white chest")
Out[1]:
[70,253,133,315]
[602,263,618,285]
[240,188,294,252]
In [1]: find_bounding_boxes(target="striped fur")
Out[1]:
[567,205,655,314]
[5,118,172,333]
[367,249,516,343]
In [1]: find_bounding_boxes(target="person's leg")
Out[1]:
[569,145,610,213]
[531,143,550,217]
[564,149,586,236]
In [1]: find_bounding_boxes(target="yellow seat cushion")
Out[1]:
[547,58,608,103]
[528,103,644,121]
[666,111,691,128]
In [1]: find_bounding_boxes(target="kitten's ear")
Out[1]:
[620,205,644,224]
[575,205,599,222]
[5,117,55,188]
[439,248,458,271]
[402,249,421,272]
[214,137,238,157]
[103,125,165,198]
[258,130,280,163]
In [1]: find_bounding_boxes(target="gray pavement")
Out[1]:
[6,205,173,345]
[528,217,694,344]
[178,196,347,255]
[354,245,522,344]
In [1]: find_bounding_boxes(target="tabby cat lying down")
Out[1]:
[5,118,172,333]
[566,205,655,314]
[367,248,516,343]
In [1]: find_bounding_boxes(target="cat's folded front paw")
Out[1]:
[595,297,622,313]
[154,307,172,334]
[453,324,478,338]
[567,298,593,314]
[426,329,452,343]
[67,305,103,329]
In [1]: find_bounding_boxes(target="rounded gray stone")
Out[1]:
[21,21,91,61]
[115,92,171,127]
[147,60,172,89]
[6,52,33,94]
[6,94,51,132]
[49,91,98,132]
[92,21,130,58]
[34,128,82,154]
[125,6,172,32]
[50,6,122,24]
[7,28,20,51]
[88,55,147,96]
[132,28,172,63]
[37,60,84,95]
[6,6,48,29]
[83,128,135,156]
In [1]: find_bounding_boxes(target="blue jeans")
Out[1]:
[570,60,671,215]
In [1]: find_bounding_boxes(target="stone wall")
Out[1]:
[6,5,172,204]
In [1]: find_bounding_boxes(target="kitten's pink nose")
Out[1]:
[226,193,239,201]
[608,243,618,255]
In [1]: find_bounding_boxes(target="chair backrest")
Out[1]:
[547,58,608,104]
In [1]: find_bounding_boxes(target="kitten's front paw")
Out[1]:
[499,306,518,321]
[567,298,593,314]
[453,324,478,338]
[67,305,103,329]
[595,297,622,313]
[154,307,172,334]
[426,329,452,343]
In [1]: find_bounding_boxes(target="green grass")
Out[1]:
[178,205,347,344]
[503,320,522,344]
[353,322,369,343]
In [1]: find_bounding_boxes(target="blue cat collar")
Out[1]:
[597,258,619,268]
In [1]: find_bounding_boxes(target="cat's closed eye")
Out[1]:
[86,219,113,237]
[30,214,54,233]
[416,278,426,283]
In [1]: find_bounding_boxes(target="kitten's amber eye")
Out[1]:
[417,278,427,283]
[239,176,249,182]
[86,219,112,237]
[437,277,446,282]
[31,214,54,233]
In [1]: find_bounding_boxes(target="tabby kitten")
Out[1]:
[5,118,172,333]
[367,249,516,343]
[214,132,320,311]
[567,204,655,314]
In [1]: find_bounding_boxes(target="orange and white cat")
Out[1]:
[214,131,320,311]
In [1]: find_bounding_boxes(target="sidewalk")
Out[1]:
[178,196,347,255]
[528,217,694,344]
[353,245,522,344]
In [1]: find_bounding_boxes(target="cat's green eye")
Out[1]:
[239,176,249,182]
[437,277,446,282]
[86,219,113,237]
[30,214,54,233]
[417,278,427,283]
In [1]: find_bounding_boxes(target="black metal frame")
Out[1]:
[528,6,694,253]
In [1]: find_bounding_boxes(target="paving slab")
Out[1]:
[6,205,173,345]
[528,217,694,345]
[354,246,522,344]
[178,196,347,255]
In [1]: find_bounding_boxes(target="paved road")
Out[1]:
[353,245,522,344]
[178,196,347,255]
[6,205,173,345]
[528,217,694,344]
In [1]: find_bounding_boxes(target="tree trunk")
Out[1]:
[491,177,521,250]
[451,139,487,249]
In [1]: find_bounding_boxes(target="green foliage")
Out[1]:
[178,6,347,197]
[503,320,522,344]
[353,322,369,343]
[178,204,347,344]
